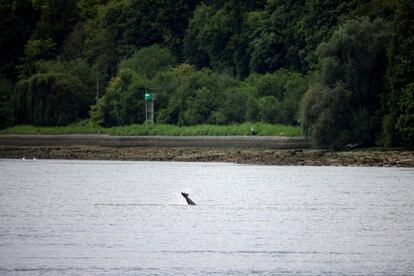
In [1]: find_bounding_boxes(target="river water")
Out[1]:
[0,159,413,275]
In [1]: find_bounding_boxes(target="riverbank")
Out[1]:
[0,123,301,137]
[1,144,413,167]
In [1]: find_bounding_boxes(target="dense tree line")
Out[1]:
[0,0,412,148]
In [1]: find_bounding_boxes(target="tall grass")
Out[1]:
[0,122,302,136]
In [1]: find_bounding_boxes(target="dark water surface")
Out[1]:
[0,159,413,275]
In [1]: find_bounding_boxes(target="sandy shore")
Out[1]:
[0,134,413,167]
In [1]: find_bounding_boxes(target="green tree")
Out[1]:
[396,83,414,147]
[90,69,150,126]
[60,22,85,61]
[82,10,116,73]
[183,4,212,69]
[0,77,14,128]
[34,59,100,102]
[103,0,197,59]
[184,5,236,75]
[0,0,38,80]
[77,0,109,20]
[182,87,218,125]
[119,45,176,79]
[17,38,56,78]
[161,67,238,125]
[383,0,414,147]
[14,72,90,125]
[246,96,259,122]
[213,86,252,124]
[302,84,353,148]
[246,70,308,124]
[31,0,79,44]
[184,2,265,78]
[258,96,282,123]
[302,17,390,147]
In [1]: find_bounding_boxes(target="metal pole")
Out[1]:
[151,100,154,126]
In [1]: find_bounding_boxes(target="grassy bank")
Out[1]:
[0,122,302,137]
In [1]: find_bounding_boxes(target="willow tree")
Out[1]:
[14,72,90,126]
[302,17,390,148]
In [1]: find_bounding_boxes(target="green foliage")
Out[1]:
[82,18,115,74]
[382,0,414,147]
[31,0,79,44]
[102,0,197,59]
[18,38,56,78]
[213,86,251,124]
[90,69,150,127]
[250,32,287,74]
[301,17,390,148]
[182,87,219,125]
[0,1,37,80]
[17,59,101,121]
[258,96,281,124]
[77,0,109,20]
[13,72,90,126]
[183,4,212,69]
[0,77,15,129]
[161,68,238,125]
[396,83,414,147]
[34,59,100,97]
[93,58,308,128]
[0,0,413,149]
[0,122,302,137]
[318,18,389,93]
[246,70,309,124]
[246,73,284,99]
[183,2,267,78]
[119,45,176,78]
[190,7,237,74]
[60,23,84,60]
[302,84,353,148]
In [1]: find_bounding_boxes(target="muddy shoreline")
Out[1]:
[0,134,310,149]
[1,134,413,166]
[1,145,413,167]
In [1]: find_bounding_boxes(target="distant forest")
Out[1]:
[0,0,413,148]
